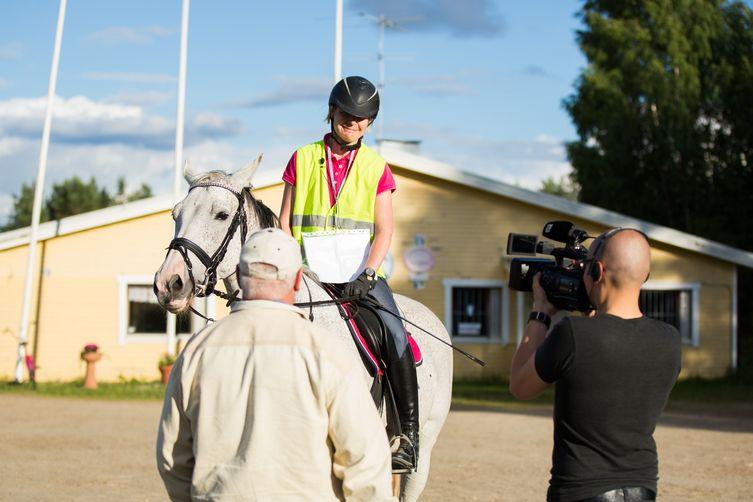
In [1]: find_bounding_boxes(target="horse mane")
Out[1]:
[191,170,280,230]
[249,194,280,229]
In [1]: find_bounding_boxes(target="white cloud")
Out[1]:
[0,138,298,224]
[85,26,173,45]
[83,72,176,84]
[393,75,472,96]
[0,42,22,60]
[522,65,554,79]
[388,120,572,190]
[104,90,173,106]
[351,0,505,38]
[233,77,330,108]
[0,95,240,149]
[0,137,28,158]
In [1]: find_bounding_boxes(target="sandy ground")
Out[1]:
[1,395,751,501]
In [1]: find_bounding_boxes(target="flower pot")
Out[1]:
[82,352,102,390]
[160,364,173,384]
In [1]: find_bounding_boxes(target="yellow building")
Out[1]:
[1,148,750,382]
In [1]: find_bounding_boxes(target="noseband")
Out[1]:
[167,182,249,302]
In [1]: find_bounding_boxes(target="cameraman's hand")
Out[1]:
[533,273,558,317]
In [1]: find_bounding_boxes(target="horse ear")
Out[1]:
[232,154,263,188]
[183,160,203,185]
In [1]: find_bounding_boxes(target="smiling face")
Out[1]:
[331,106,370,145]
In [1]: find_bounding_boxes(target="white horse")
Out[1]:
[154,158,453,500]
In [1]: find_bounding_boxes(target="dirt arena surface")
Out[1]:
[1,394,751,501]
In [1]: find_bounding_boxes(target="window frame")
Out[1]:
[641,281,701,347]
[443,279,509,344]
[117,275,212,345]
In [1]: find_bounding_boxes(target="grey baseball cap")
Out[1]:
[238,228,302,280]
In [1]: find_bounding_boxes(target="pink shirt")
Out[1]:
[282,134,396,207]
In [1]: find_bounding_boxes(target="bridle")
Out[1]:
[166,182,250,304]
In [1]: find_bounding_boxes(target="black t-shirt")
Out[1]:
[535,314,682,502]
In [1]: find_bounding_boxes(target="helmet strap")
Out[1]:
[329,123,362,152]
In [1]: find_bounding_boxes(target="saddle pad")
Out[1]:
[408,334,423,366]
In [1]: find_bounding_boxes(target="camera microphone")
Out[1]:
[542,221,575,243]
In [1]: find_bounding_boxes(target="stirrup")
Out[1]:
[391,434,417,474]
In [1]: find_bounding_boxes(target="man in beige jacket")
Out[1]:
[156,228,394,501]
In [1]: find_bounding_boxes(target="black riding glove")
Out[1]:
[343,268,378,299]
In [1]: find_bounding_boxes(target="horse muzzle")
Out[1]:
[154,272,193,313]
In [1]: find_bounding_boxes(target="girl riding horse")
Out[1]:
[279,76,419,472]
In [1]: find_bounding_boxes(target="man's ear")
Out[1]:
[293,269,304,292]
[590,261,603,282]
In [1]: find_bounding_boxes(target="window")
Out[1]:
[640,282,700,346]
[443,279,508,342]
[118,276,211,344]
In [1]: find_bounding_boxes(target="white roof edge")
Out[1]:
[380,147,753,269]
[0,175,282,252]
[2,152,751,269]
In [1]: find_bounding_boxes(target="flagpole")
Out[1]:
[167,0,190,357]
[14,0,68,383]
[334,0,343,83]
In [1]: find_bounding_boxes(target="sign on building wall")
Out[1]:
[403,234,436,289]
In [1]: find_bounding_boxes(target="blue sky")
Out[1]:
[0,0,585,224]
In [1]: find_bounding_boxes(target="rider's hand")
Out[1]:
[343,269,377,299]
[532,273,558,317]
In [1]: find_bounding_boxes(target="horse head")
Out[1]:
[153,156,269,313]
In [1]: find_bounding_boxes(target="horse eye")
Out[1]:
[215,211,229,221]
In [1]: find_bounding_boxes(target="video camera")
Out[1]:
[507,221,592,312]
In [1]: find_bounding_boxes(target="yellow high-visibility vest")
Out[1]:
[291,140,386,243]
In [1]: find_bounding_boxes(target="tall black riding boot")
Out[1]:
[387,348,420,472]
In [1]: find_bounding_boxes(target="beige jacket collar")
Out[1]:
[230,299,307,318]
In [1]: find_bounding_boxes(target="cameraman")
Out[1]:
[509,228,681,502]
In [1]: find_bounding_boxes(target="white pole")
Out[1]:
[14,0,67,383]
[167,0,190,357]
[377,16,385,140]
[334,0,343,83]
[173,0,190,203]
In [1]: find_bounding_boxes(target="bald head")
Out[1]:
[591,229,651,288]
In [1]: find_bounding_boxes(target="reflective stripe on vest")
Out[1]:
[290,214,374,232]
[291,140,385,245]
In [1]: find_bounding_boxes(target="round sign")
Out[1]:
[403,245,435,274]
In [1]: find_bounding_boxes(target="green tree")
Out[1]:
[2,176,154,231]
[539,174,580,201]
[46,177,112,221]
[3,183,49,231]
[113,176,152,203]
[565,0,753,252]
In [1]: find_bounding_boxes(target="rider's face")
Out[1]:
[332,107,370,145]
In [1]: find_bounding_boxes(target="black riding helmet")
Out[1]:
[329,76,380,122]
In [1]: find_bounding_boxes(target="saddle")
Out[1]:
[320,283,422,430]
[321,284,422,376]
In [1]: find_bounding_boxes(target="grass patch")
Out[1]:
[2,373,750,405]
[667,373,753,403]
[0,379,165,401]
[451,374,753,410]
[451,379,552,410]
